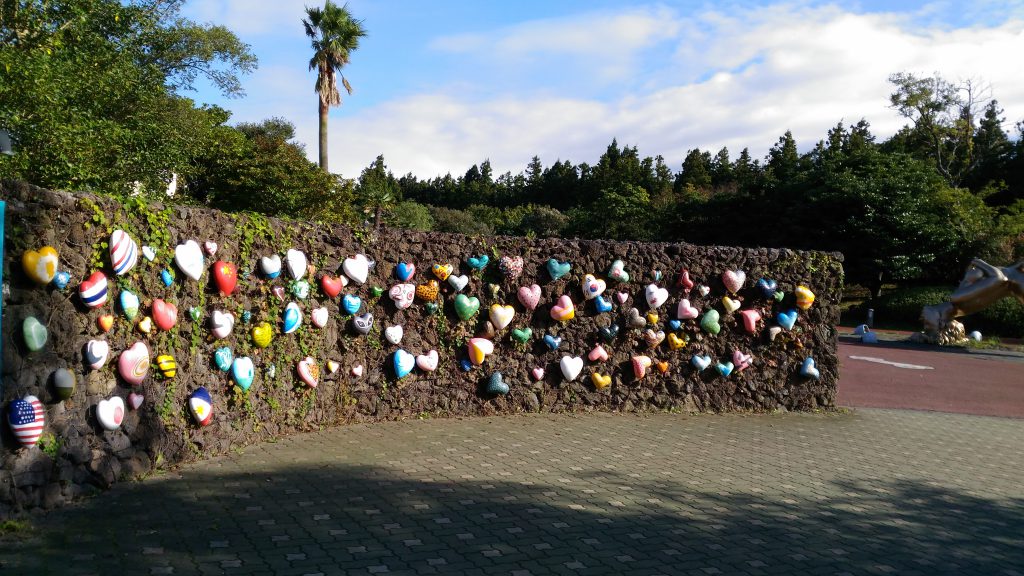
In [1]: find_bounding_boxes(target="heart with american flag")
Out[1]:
[8,395,45,448]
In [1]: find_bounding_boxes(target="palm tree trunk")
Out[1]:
[318,100,329,171]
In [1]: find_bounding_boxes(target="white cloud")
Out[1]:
[327,5,1024,178]
[182,0,311,36]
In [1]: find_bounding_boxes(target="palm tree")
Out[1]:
[303,1,366,172]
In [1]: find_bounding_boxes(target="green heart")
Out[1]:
[774,291,785,302]
[371,286,384,298]
[512,327,533,344]
[189,307,201,322]
[700,309,721,335]
[455,294,481,321]
[23,316,48,352]
[425,302,439,315]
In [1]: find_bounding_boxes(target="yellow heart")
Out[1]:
[431,264,452,281]
[667,333,686,350]
[138,316,153,334]
[22,246,59,284]
[646,312,659,325]
[591,372,612,390]
[252,322,273,348]
[721,296,741,314]
[795,285,816,310]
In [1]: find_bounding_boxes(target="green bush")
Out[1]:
[862,285,1024,338]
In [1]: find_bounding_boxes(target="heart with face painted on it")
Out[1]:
[352,313,374,335]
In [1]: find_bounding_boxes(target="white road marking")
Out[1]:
[847,355,934,370]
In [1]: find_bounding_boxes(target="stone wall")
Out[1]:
[0,181,843,516]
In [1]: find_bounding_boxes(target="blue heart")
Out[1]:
[460,359,473,371]
[801,357,820,379]
[715,361,734,377]
[777,309,798,331]
[486,372,510,395]
[282,303,302,334]
[241,310,252,324]
[668,319,681,331]
[231,357,255,391]
[543,334,562,350]
[546,259,571,281]
[395,262,415,281]
[394,349,415,379]
[757,278,778,299]
[52,271,71,290]
[342,294,362,315]
[594,295,612,313]
[160,269,173,287]
[214,347,233,372]
[691,354,711,371]
[467,255,490,270]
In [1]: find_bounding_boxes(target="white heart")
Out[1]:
[645,284,669,309]
[559,356,584,381]
[311,307,329,328]
[141,246,156,262]
[489,304,515,331]
[351,364,364,377]
[286,249,307,280]
[174,240,205,281]
[327,360,340,374]
[210,310,235,339]
[448,274,469,292]
[582,274,606,300]
[260,254,282,276]
[416,350,439,372]
[343,254,370,284]
[698,285,710,297]
[97,396,125,431]
[385,325,404,345]
[85,339,110,370]
[204,241,218,256]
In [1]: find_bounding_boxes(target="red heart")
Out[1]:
[213,261,237,296]
[152,299,178,331]
[321,274,344,298]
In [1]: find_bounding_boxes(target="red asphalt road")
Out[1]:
[837,341,1024,418]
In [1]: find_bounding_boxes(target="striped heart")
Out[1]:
[7,396,45,447]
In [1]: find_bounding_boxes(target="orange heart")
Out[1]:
[98,314,114,332]
[655,360,669,374]
[416,280,440,301]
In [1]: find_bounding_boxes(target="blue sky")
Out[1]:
[182,0,1024,178]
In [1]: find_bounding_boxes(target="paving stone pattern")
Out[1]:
[3,409,1022,575]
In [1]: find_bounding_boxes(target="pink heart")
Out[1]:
[517,284,542,310]
[416,350,439,372]
[549,294,575,321]
[722,270,746,294]
[676,299,699,320]
[152,299,178,331]
[118,341,150,386]
[531,367,545,381]
[297,357,319,388]
[588,345,609,362]
[128,392,144,410]
[311,307,329,328]
[271,285,286,300]
[739,309,762,334]
[204,241,218,256]
[615,291,628,304]
[351,364,364,377]
[733,350,753,372]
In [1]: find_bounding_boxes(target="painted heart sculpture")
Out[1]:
[85,339,110,370]
[52,271,70,290]
[676,299,699,320]
[643,329,666,349]
[722,270,746,294]
[455,294,481,321]
[118,341,150,386]
[389,283,415,309]
[691,354,712,371]
[546,259,571,281]
[260,254,282,279]
[801,357,820,379]
[625,307,646,329]
[321,274,346,298]
[189,387,213,426]
[607,259,630,283]
[448,274,469,292]
[97,396,125,431]
[416,280,440,301]
[79,271,109,308]
[425,302,439,315]
[327,360,340,374]
[721,296,741,314]
[733,350,753,372]
[668,319,681,331]
[252,322,273,348]
[214,347,233,372]
[667,333,687,350]
[700,310,721,335]
[271,285,286,300]
[795,285,816,310]
[777,309,798,331]
[109,230,139,276]
[286,249,308,280]
[283,302,302,334]
[370,285,384,298]
[632,355,652,379]
[543,333,562,350]
[767,326,783,342]
[231,357,255,391]
[128,392,144,410]
[190,306,202,322]
[297,357,319,388]
[531,367,545,381]
[485,372,510,395]
[588,345,609,362]
[351,364,364,377]
[343,254,370,284]
[467,338,494,366]
[342,294,362,315]
[210,310,235,339]
[716,361,734,377]
[774,291,785,302]
[499,256,524,279]
[157,354,177,378]
[22,317,47,352]
[511,327,532,344]
[517,284,542,310]
[677,269,694,292]
[615,291,628,304]
[8,396,45,447]
[645,284,669,309]
[489,304,515,331]
[598,324,620,343]
[406,349,437,373]
[646,312,659,325]
[757,278,778,299]
[698,285,711,297]
[152,299,178,331]
[142,246,156,262]
[559,356,584,381]
[594,295,613,313]
[212,261,237,296]
[174,240,205,281]
[591,372,612,390]
[203,240,218,256]
[388,262,414,282]
[394,349,415,379]
[23,246,59,284]
[487,283,501,299]
[137,316,153,334]
[160,269,174,286]
[352,313,374,335]
[119,290,140,321]
[655,360,670,374]
[467,255,490,270]
[582,274,606,300]
[739,309,762,334]
[384,325,404,345]
[549,294,575,321]
[431,263,453,281]
[311,307,329,328]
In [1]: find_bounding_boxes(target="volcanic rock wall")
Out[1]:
[0,181,843,515]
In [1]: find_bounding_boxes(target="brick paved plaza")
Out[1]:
[2,408,1022,575]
